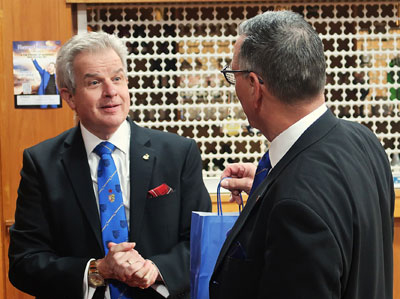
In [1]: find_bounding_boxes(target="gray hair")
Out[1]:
[56,31,128,93]
[238,11,326,104]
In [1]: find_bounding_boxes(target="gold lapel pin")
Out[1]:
[143,153,150,160]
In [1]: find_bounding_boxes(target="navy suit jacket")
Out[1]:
[210,110,394,299]
[9,119,211,299]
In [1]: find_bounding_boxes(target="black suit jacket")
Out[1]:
[210,110,394,299]
[9,119,211,299]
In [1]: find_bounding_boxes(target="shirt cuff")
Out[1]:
[83,259,97,299]
[151,283,170,298]
[149,260,170,298]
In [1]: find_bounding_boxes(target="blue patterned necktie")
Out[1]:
[249,151,271,196]
[94,141,130,299]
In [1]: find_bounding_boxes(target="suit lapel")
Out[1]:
[213,109,339,274]
[61,126,104,252]
[128,121,156,242]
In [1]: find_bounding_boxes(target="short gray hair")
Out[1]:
[238,11,326,104]
[56,31,128,93]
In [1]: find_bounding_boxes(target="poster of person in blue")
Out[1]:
[32,59,59,95]
[13,40,61,109]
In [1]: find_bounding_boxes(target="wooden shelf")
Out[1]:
[66,0,270,3]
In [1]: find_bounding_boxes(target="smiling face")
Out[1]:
[61,49,130,140]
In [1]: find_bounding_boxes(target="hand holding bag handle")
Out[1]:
[217,177,243,215]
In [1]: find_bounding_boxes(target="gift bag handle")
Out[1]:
[217,177,244,216]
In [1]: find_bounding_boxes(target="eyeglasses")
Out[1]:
[221,65,264,85]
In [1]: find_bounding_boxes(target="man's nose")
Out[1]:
[103,80,117,97]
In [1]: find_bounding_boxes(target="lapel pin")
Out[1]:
[143,153,150,160]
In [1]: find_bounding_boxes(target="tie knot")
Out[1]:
[94,141,116,157]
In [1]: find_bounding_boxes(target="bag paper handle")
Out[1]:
[217,177,243,216]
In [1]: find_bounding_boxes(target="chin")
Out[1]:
[110,117,126,127]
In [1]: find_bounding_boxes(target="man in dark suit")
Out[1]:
[9,32,211,299]
[210,11,394,299]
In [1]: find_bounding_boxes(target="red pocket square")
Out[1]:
[147,183,173,198]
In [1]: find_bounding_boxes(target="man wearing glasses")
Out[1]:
[210,10,394,299]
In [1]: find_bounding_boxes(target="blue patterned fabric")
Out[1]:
[94,141,130,299]
[249,151,271,196]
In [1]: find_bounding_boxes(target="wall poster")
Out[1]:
[13,40,62,109]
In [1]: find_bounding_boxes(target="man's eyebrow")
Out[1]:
[82,68,125,80]
[83,73,99,80]
[113,68,125,75]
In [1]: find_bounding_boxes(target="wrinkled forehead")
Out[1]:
[73,49,125,78]
[74,48,123,66]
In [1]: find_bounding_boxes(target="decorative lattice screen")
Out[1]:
[84,1,400,182]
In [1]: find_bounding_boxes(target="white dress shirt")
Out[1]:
[82,120,131,221]
[79,120,169,299]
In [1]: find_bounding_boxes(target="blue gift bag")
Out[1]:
[190,179,242,299]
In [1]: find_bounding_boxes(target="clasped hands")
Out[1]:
[95,163,256,288]
[220,163,256,205]
[97,242,160,289]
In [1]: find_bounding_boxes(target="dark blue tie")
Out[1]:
[249,151,271,196]
[94,141,130,299]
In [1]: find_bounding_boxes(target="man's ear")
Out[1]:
[60,88,76,110]
[248,73,263,109]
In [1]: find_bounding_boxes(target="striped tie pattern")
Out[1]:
[94,141,130,299]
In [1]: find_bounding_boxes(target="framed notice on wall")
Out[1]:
[13,40,62,109]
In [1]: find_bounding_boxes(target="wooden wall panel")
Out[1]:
[0,0,74,298]
[0,1,6,297]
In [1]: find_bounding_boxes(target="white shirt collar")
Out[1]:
[269,104,327,168]
[80,120,131,157]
